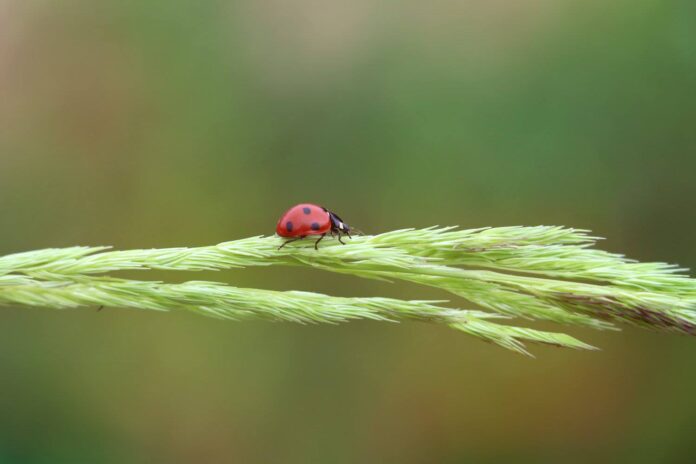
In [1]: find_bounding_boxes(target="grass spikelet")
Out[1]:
[1,226,694,355]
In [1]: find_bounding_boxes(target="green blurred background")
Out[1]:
[1,1,695,462]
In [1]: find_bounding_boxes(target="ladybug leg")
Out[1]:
[337,231,346,245]
[314,233,326,250]
[278,236,303,250]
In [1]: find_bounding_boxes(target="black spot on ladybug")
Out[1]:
[311,222,320,231]
[286,221,294,232]
[303,207,311,215]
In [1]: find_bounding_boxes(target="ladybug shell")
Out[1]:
[276,203,332,237]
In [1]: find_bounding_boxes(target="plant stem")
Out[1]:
[1,226,694,355]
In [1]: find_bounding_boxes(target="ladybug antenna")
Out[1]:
[349,227,365,236]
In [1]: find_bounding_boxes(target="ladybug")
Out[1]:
[276,203,353,250]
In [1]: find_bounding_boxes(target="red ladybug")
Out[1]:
[276,203,352,249]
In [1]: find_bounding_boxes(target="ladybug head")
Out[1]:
[327,210,350,234]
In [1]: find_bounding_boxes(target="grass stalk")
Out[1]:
[1,226,694,355]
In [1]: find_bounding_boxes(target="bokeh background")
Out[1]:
[1,1,695,462]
